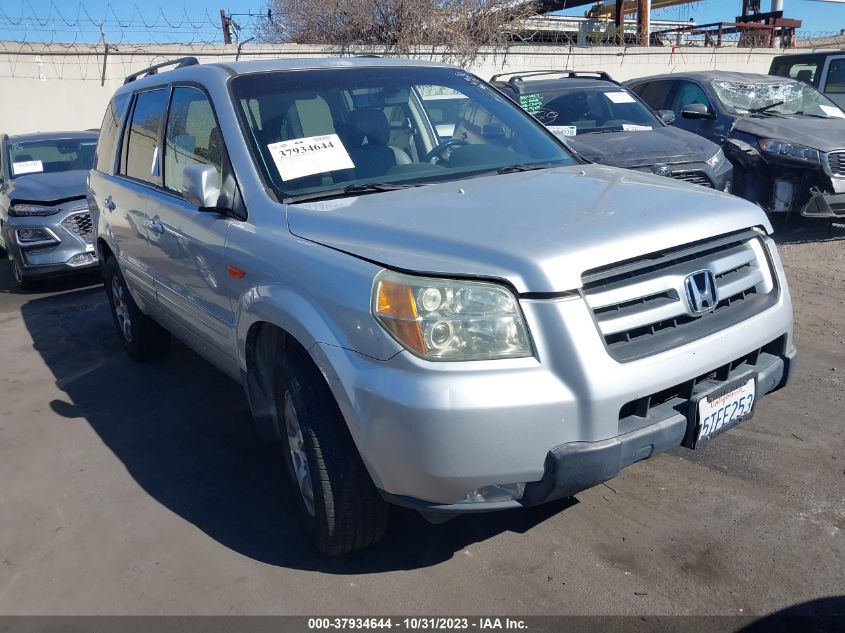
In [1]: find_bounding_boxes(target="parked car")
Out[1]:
[90,57,795,555]
[490,70,733,191]
[0,131,99,287]
[626,71,845,218]
[769,50,845,109]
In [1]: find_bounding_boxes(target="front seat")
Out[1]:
[344,108,411,179]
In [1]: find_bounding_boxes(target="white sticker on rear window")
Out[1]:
[12,160,44,175]
[267,134,354,182]
[604,91,636,104]
[622,124,652,131]
[819,105,845,118]
[548,125,577,137]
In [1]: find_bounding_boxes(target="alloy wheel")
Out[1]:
[111,275,133,342]
[284,390,316,516]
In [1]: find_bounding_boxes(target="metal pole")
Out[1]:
[637,0,650,47]
[220,9,232,45]
[615,1,625,46]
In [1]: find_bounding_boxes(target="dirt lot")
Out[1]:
[0,220,842,617]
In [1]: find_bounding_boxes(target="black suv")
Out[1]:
[627,70,845,219]
[490,70,732,192]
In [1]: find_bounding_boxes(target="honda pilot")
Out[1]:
[89,57,796,555]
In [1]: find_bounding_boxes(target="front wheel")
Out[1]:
[274,344,388,555]
[103,255,170,361]
[8,252,31,289]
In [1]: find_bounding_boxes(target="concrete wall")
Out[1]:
[0,41,786,136]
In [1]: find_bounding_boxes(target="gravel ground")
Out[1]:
[0,220,842,617]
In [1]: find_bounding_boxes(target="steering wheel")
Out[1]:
[424,139,470,165]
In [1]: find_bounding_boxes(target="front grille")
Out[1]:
[582,230,778,362]
[827,151,845,177]
[62,212,94,245]
[671,171,713,188]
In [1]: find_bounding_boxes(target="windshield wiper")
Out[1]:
[283,182,419,204]
[497,163,556,175]
[747,100,785,115]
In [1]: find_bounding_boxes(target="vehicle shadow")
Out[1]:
[13,270,576,573]
[769,216,845,245]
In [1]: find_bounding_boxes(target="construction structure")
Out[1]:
[513,0,802,48]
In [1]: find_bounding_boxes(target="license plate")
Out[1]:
[695,375,756,445]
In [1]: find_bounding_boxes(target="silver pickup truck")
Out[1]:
[89,57,796,555]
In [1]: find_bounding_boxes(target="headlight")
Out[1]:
[372,270,532,361]
[758,139,820,164]
[9,203,60,217]
[15,227,57,244]
[706,148,726,169]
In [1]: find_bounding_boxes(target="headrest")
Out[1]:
[345,108,390,147]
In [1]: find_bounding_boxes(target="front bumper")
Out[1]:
[3,209,98,279]
[310,241,794,510]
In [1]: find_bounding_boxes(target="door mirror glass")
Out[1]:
[658,109,676,125]
[182,164,222,209]
[681,102,711,119]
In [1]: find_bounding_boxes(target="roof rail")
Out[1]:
[123,57,199,85]
[489,70,617,87]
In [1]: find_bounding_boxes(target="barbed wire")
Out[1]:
[0,1,268,46]
[0,2,843,82]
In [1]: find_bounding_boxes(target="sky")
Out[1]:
[0,0,843,44]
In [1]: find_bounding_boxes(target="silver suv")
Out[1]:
[89,57,796,555]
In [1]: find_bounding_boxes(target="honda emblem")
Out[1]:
[684,270,718,314]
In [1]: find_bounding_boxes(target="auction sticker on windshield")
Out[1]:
[695,376,756,446]
[268,134,354,182]
[604,91,636,104]
[12,160,44,175]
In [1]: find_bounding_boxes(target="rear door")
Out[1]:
[92,88,168,308]
[144,84,236,359]
[819,56,845,109]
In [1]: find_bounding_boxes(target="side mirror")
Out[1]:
[658,109,676,125]
[681,103,712,120]
[181,164,222,210]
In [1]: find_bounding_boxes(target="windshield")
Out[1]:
[7,137,97,178]
[232,66,576,201]
[711,79,845,118]
[516,86,659,136]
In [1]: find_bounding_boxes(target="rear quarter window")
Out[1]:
[96,92,130,174]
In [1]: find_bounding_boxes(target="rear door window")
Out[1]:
[633,80,674,111]
[163,86,225,194]
[121,88,168,186]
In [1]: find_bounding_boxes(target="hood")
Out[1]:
[4,170,88,204]
[286,165,771,293]
[732,115,845,152]
[565,126,719,168]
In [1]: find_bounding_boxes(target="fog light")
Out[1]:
[66,252,97,267]
[459,483,526,504]
[16,227,52,243]
[723,181,732,193]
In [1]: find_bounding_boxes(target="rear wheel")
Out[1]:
[274,343,388,555]
[103,255,170,361]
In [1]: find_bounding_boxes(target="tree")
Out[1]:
[257,0,538,65]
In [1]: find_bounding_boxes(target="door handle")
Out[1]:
[144,218,163,236]
[103,196,116,211]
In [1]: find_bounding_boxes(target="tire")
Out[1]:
[8,251,31,289]
[274,343,388,555]
[103,255,170,361]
